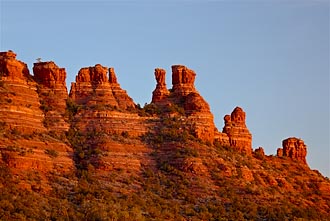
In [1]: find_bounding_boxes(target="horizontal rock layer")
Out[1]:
[0,50,309,184]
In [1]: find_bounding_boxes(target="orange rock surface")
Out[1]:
[0,51,73,184]
[0,51,30,82]
[0,51,46,133]
[33,61,69,132]
[69,64,135,110]
[1,51,329,220]
[277,137,307,164]
[215,107,252,154]
[151,65,215,142]
[152,68,170,103]
[0,50,313,187]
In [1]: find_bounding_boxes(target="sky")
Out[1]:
[0,0,329,177]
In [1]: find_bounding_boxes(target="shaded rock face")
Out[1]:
[255,147,265,157]
[69,65,135,110]
[214,107,252,154]
[152,65,215,142]
[33,62,69,132]
[108,67,118,84]
[277,148,283,157]
[277,137,307,164]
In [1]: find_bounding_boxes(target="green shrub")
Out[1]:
[44,149,59,158]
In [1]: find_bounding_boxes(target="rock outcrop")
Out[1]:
[152,68,170,103]
[171,65,196,96]
[223,107,252,153]
[0,51,73,181]
[254,147,265,157]
[69,64,135,110]
[2,51,330,221]
[151,65,215,142]
[0,50,312,182]
[0,51,46,133]
[33,61,67,88]
[0,51,30,82]
[214,107,252,154]
[69,65,146,138]
[33,61,69,132]
[277,137,307,164]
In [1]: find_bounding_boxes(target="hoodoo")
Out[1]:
[277,137,307,164]
[0,51,328,220]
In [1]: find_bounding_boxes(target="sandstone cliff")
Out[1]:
[0,51,328,220]
[33,61,69,132]
[0,51,45,133]
[151,65,215,142]
[69,64,135,110]
[0,51,310,176]
[0,52,73,187]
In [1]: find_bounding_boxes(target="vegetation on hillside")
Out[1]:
[0,100,329,220]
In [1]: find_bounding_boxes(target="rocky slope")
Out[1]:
[0,51,73,190]
[0,50,329,220]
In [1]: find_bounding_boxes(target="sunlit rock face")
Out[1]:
[277,137,307,164]
[151,65,215,142]
[152,68,170,103]
[0,51,73,179]
[0,51,46,133]
[33,61,69,132]
[69,64,135,110]
[218,107,253,154]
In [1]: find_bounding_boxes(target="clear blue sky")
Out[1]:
[1,0,329,177]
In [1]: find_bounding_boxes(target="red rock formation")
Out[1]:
[216,107,252,154]
[76,64,108,83]
[0,51,73,181]
[0,51,30,82]
[108,67,118,84]
[152,68,170,103]
[108,68,136,110]
[155,68,166,86]
[254,147,265,159]
[33,62,67,88]
[183,92,215,142]
[171,65,196,96]
[277,148,283,157]
[70,65,135,109]
[151,65,215,142]
[277,137,307,164]
[0,51,46,133]
[33,61,69,132]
